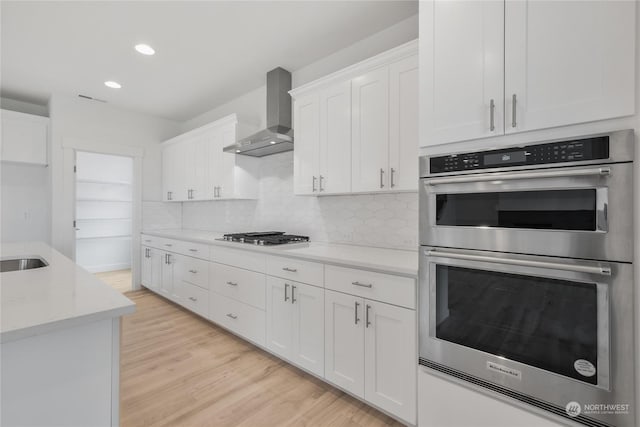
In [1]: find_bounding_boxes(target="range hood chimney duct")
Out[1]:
[223,67,294,157]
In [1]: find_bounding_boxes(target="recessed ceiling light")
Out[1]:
[236,150,241,153]
[270,141,277,144]
[104,81,122,89]
[135,44,155,56]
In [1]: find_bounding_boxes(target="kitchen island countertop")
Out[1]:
[0,242,135,343]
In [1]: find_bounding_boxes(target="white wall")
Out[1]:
[48,94,180,257]
[179,14,419,249]
[0,96,48,117]
[417,1,640,425]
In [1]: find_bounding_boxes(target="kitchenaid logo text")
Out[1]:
[486,361,522,380]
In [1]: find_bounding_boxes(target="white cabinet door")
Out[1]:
[149,248,162,291]
[141,247,152,287]
[351,67,389,192]
[162,143,186,202]
[389,55,419,191]
[0,110,48,165]
[325,290,365,397]
[505,0,636,134]
[293,93,321,195]
[266,276,294,360]
[364,300,416,424]
[217,124,237,199]
[319,81,351,194]
[184,135,209,201]
[420,0,504,146]
[160,252,181,301]
[291,282,324,377]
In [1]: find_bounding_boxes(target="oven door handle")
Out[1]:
[426,249,612,276]
[425,166,611,186]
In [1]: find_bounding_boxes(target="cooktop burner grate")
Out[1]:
[220,232,309,246]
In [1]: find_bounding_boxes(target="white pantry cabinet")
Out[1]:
[291,40,418,195]
[420,0,636,146]
[162,114,258,202]
[266,277,324,376]
[325,288,417,424]
[0,109,49,165]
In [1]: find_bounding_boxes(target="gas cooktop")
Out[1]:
[219,232,309,246]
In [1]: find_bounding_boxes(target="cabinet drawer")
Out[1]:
[179,257,209,289]
[156,237,181,252]
[175,241,210,260]
[211,246,266,273]
[210,263,266,310]
[266,255,324,287]
[209,292,265,346]
[325,265,415,309]
[141,234,167,250]
[179,282,208,318]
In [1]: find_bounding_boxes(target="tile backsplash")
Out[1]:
[181,151,418,250]
[142,201,182,230]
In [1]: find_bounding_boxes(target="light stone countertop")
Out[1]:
[1,242,136,343]
[142,229,419,277]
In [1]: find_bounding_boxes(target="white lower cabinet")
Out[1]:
[209,292,266,346]
[325,289,416,424]
[364,300,416,424]
[266,277,324,377]
[325,290,365,397]
[160,251,181,302]
[178,281,208,318]
[141,246,161,292]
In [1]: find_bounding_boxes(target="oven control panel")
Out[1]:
[430,136,610,174]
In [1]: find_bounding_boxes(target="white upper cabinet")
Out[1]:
[319,81,352,194]
[420,0,505,146]
[293,93,320,195]
[504,0,636,134]
[291,40,418,196]
[162,114,258,202]
[420,0,636,146]
[351,67,390,193]
[1,109,49,165]
[389,55,419,191]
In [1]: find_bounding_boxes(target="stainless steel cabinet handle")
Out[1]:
[312,176,317,192]
[146,248,150,258]
[188,269,198,274]
[226,313,238,320]
[226,281,238,286]
[164,243,173,247]
[291,285,297,304]
[365,304,371,328]
[282,267,297,273]
[319,175,325,192]
[380,168,384,188]
[166,254,171,264]
[489,99,495,131]
[354,301,360,324]
[352,281,373,288]
[167,191,172,201]
[512,94,517,128]
[189,249,198,252]
[426,166,611,186]
[145,239,151,242]
[426,249,612,276]
[390,168,396,188]
[284,283,289,301]
[189,297,197,302]
[164,254,168,264]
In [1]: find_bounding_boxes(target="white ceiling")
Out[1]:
[1,1,417,121]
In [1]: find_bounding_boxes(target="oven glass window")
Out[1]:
[435,265,598,384]
[435,189,596,230]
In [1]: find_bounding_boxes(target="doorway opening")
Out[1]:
[74,151,133,293]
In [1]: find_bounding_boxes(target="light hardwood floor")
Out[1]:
[95,269,132,293]
[121,290,403,427]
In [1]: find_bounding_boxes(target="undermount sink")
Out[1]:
[0,257,49,272]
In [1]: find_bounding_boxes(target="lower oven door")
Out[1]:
[419,247,635,427]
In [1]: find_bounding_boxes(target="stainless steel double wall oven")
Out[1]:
[418,130,635,427]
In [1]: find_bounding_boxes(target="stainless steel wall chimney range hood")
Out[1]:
[223,67,293,157]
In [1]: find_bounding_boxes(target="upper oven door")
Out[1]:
[420,163,633,262]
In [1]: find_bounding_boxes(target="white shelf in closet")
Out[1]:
[76,198,132,202]
[76,234,132,240]
[76,179,132,186]
[76,217,132,221]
